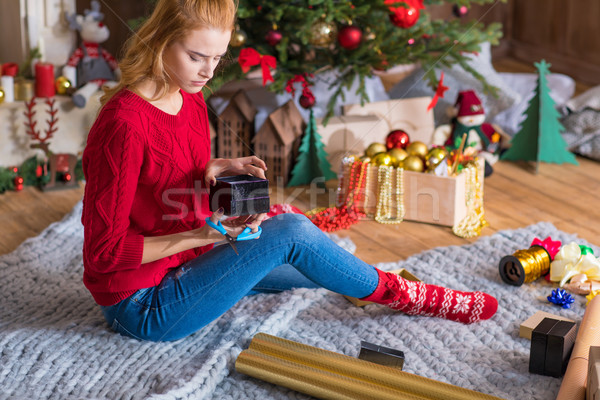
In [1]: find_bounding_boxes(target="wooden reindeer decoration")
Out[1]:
[23,97,78,190]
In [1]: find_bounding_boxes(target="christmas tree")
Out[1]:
[214,0,503,119]
[501,60,578,172]
[288,109,337,186]
[132,1,503,119]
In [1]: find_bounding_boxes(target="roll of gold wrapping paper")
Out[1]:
[556,295,600,400]
[235,333,505,400]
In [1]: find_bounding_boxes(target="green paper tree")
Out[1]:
[501,60,578,172]
[288,110,336,187]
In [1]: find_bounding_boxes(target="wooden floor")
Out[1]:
[1,58,598,259]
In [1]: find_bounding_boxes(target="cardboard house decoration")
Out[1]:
[316,114,389,173]
[216,90,257,159]
[343,97,435,145]
[253,100,306,185]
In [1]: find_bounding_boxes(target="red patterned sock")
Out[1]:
[361,269,497,324]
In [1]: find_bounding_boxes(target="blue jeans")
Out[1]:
[100,213,379,342]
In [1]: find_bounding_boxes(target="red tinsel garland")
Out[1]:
[309,160,367,232]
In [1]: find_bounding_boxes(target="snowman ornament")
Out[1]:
[62,1,120,108]
[432,90,507,174]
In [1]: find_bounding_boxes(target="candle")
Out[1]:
[2,62,18,77]
[35,62,55,98]
[1,76,14,102]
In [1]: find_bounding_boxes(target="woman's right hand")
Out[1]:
[203,207,267,241]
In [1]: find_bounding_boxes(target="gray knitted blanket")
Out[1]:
[1,201,594,400]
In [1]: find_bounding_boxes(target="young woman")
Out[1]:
[82,0,498,342]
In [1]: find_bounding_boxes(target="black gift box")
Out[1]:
[358,341,405,370]
[209,175,270,216]
[529,317,577,377]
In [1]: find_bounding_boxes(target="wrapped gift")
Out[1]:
[336,157,485,235]
[209,175,270,216]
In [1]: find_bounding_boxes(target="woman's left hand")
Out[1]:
[204,156,267,188]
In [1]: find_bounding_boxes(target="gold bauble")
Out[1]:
[387,148,408,167]
[403,155,425,172]
[55,76,72,95]
[230,29,248,47]
[365,142,387,158]
[372,152,393,166]
[359,155,371,163]
[425,147,448,170]
[0,88,4,104]
[406,141,429,158]
[308,19,337,48]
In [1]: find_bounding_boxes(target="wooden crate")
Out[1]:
[338,159,484,227]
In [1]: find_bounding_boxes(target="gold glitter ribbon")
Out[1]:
[452,162,488,238]
[499,245,551,286]
[374,165,404,224]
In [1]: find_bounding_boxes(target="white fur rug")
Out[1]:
[0,201,593,399]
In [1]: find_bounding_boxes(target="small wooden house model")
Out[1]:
[253,100,306,185]
[216,90,257,159]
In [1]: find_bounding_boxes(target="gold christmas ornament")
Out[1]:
[425,147,448,170]
[308,19,337,47]
[371,152,393,166]
[55,76,72,95]
[406,141,428,158]
[403,155,424,172]
[365,142,387,158]
[0,88,4,104]
[388,148,408,167]
[230,29,248,47]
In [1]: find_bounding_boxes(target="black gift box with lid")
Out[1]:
[209,175,270,216]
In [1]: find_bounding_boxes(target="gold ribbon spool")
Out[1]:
[499,245,551,286]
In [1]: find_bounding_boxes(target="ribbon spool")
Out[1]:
[499,245,552,286]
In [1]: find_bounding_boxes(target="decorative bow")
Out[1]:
[238,48,276,86]
[547,288,575,309]
[531,236,562,260]
[550,242,600,287]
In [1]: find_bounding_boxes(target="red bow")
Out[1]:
[427,71,448,111]
[238,48,277,86]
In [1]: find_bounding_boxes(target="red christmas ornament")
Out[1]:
[265,29,282,46]
[63,173,72,182]
[386,0,424,29]
[338,25,362,50]
[452,5,469,17]
[373,58,389,71]
[36,165,43,178]
[299,93,316,109]
[385,130,410,150]
[14,176,24,191]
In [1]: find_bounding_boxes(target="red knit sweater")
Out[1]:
[82,89,213,306]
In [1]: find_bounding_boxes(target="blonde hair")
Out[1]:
[100,0,237,107]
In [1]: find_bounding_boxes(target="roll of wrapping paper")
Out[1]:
[556,295,600,400]
[498,245,551,286]
[236,333,505,400]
